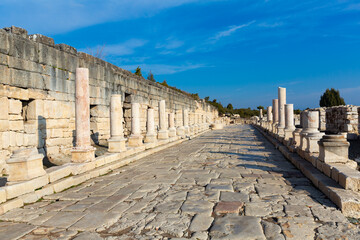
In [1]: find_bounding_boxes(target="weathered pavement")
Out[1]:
[0,125,359,240]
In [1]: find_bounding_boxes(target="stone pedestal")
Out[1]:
[158,100,169,140]
[6,148,46,182]
[284,104,295,141]
[168,112,177,137]
[145,108,157,143]
[128,103,143,147]
[108,94,127,152]
[300,111,323,153]
[72,68,95,162]
[318,134,350,163]
[292,128,302,147]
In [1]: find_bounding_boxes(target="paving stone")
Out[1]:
[42,212,86,229]
[220,191,249,202]
[210,215,266,240]
[214,201,244,214]
[189,213,214,232]
[0,223,36,240]
[69,212,121,232]
[206,184,233,192]
[72,232,103,240]
[181,200,214,215]
[245,202,272,217]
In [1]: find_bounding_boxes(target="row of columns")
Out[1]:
[71,68,210,163]
[258,87,351,166]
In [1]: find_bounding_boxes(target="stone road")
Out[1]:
[0,125,359,240]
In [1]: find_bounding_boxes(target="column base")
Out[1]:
[277,126,285,137]
[71,147,95,163]
[108,137,127,153]
[176,126,185,137]
[184,126,190,135]
[299,133,308,152]
[128,135,144,147]
[158,130,169,140]
[144,133,157,143]
[284,128,295,141]
[169,128,177,138]
[306,132,324,153]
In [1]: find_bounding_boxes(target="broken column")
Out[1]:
[284,104,295,141]
[108,94,127,152]
[305,111,324,153]
[277,87,286,136]
[157,100,169,139]
[128,103,143,147]
[6,147,46,182]
[318,134,350,163]
[144,107,157,143]
[168,112,177,138]
[272,99,279,133]
[71,68,95,163]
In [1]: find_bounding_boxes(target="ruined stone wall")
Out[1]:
[0,26,218,173]
[308,106,359,135]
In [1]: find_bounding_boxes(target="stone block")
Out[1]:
[0,120,9,132]
[9,120,24,131]
[5,175,49,199]
[0,131,9,149]
[46,165,72,183]
[71,147,95,163]
[6,148,46,182]
[23,133,37,146]
[8,99,22,115]
[0,97,9,120]
[0,198,24,215]
[0,188,6,203]
[338,168,360,191]
[27,100,44,120]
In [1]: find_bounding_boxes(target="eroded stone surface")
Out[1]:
[1,125,358,239]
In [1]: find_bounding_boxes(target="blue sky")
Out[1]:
[1,0,360,109]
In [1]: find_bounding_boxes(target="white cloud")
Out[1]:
[80,39,148,56]
[210,21,255,42]
[0,0,202,34]
[121,63,207,75]
[156,39,184,50]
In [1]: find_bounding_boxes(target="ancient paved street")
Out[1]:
[0,125,359,240]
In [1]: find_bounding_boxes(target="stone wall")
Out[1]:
[308,106,359,135]
[0,26,218,173]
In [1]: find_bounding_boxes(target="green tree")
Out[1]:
[294,109,301,114]
[227,103,233,110]
[147,71,155,82]
[134,66,142,77]
[204,96,210,102]
[257,105,264,110]
[319,88,345,107]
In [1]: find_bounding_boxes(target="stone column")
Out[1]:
[157,100,169,139]
[272,99,279,133]
[108,94,127,152]
[128,103,143,147]
[183,109,189,135]
[168,112,177,138]
[71,68,95,163]
[284,104,295,141]
[300,111,323,152]
[277,87,286,136]
[176,109,185,137]
[267,106,273,131]
[144,108,157,143]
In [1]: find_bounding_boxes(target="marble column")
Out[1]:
[128,103,143,147]
[284,104,295,141]
[144,108,157,143]
[277,87,286,136]
[71,68,95,163]
[267,106,273,131]
[168,112,177,138]
[183,109,189,135]
[305,111,324,153]
[157,100,169,139]
[176,109,185,137]
[108,94,127,152]
[272,99,279,133]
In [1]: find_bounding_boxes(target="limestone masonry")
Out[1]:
[0,26,219,174]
